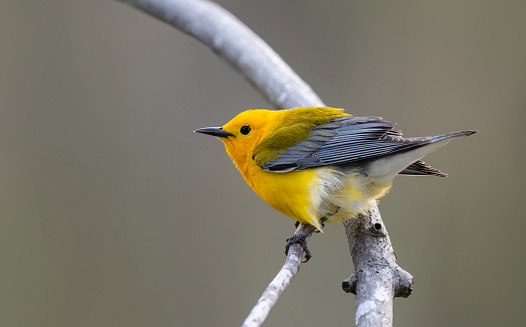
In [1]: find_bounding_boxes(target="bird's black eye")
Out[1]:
[240,125,251,135]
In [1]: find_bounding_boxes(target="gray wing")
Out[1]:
[260,116,433,172]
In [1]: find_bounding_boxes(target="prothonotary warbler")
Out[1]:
[195,107,477,259]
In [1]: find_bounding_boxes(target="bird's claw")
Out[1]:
[285,234,312,263]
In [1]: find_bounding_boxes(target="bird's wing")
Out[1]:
[258,116,433,172]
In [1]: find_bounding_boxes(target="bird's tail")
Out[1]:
[430,130,478,142]
[366,129,478,185]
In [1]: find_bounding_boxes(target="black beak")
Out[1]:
[194,127,233,138]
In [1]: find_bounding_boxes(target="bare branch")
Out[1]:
[342,205,413,326]
[116,1,414,326]
[241,223,311,327]
[117,0,324,109]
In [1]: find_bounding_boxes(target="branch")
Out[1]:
[116,1,414,326]
[342,205,413,326]
[241,223,311,327]
[117,0,324,109]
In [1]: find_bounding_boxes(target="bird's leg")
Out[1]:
[314,215,330,233]
[285,210,339,262]
[316,208,338,231]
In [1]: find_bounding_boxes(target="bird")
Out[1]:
[195,107,477,260]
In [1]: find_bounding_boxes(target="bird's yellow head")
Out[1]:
[195,109,277,173]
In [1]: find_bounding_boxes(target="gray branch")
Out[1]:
[241,223,310,327]
[342,205,413,326]
[116,1,413,326]
[117,0,323,109]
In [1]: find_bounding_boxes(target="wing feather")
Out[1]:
[259,116,433,172]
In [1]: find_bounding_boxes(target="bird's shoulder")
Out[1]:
[252,107,349,168]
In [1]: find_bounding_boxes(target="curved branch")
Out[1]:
[117,0,324,109]
[116,1,414,326]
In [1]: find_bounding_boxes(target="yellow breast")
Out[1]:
[245,163,320,226]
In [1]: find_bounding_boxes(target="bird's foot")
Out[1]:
[285,233,312,263]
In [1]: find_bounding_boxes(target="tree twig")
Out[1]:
[241,223,311,327]
[116,1,414,326]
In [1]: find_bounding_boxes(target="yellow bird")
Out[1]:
[195,107,476,259]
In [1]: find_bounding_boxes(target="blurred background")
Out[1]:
[1,0,524,326]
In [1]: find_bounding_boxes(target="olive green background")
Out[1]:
[1,1,524,326]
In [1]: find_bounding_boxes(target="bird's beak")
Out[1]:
[194,127,233,138]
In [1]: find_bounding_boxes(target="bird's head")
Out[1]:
[194,109,276,170]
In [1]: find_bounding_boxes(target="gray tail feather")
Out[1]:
[431,130,478,143]
[399,160,448,177]
[399,129,478,177]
